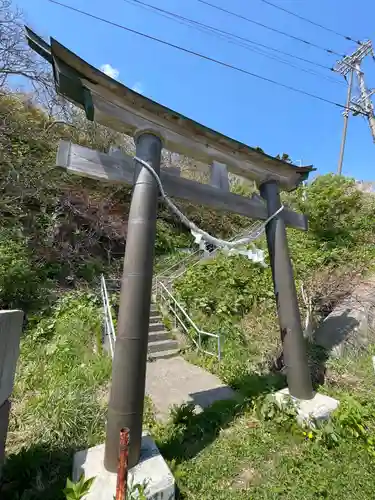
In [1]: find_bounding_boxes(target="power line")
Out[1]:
[46,0,360,114]
[235,43,345,87]
[258,0,361,45]
[124,0,344,86]
[196,0,346,58]
[126,0,333,71]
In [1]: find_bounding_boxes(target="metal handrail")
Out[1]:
[155,219,262,288]
[100,274,116,358]
[156,280,221,360]
[100,275,221,360]
[154,248,202,282]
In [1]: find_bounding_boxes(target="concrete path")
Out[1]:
[146,356,236,421]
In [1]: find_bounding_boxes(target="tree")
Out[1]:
[275,152,293,163]
[0,0,49,90]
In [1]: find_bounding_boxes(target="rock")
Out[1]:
[314,276,375,357]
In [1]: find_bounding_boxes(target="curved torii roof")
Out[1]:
[26,27,314,191]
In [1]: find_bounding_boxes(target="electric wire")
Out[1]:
[46,0,363,114]
[196,0,346,57]
[123,0,344,86]
[258,0,361,45]
[126,0,335,72]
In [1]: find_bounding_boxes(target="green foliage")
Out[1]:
[28,290,101,344]
[275,152,293,163]
[169,403,196,427]
[155,219,192,255]
[174,253,272,322]
[175,174,375,372]
[63,474,95,500]
[0,230,47,310]
[254,393,375,459]
[229,179,257,197]
[143,395,157,431]
[152,383,375,499]
[255,394,297,428]
[111,479,149,499]
[1,291,112,499]
[292,174,373,244]
[126,479,148,500]
[0,92,251,303]
[331,396,375,457]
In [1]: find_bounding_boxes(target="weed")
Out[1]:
[63,474,95,500]
[169,403,196,427]
[1,292,112,499]
[126,478,149,500]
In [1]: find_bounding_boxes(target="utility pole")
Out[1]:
[337,70,354,175]
[334,40,375,173]
[354,60,375,142]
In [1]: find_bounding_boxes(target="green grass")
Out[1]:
[158,305,375,499]
[2,292,375,499]
[165,415,374,500]
[1,292,112,499]
[150,347,375,499]
[0,291,160,500]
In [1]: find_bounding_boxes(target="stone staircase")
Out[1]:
[148,304,179,360]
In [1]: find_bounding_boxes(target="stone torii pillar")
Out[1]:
[260,181,313,400]
[104,131,163,471]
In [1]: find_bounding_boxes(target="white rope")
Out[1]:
[134,156,284,264]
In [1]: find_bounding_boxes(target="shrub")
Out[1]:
[0,230,45,310]
[174,174,375,374]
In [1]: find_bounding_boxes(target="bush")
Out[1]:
[289,174,375,247]
[155,219,193,255]
[174,174,375,373]
[174,253,273,320]
[0,231,46,310]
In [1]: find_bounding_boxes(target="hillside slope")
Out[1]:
[174,174,375,387]
[0,92,251,311]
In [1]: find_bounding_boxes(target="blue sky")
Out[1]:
[18,0,375,180]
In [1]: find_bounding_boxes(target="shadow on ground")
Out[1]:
[158,370,286,466]
[0,443,75,500]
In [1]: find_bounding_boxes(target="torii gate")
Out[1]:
[27,28,315,472]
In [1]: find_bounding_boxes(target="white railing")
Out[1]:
[155,280,221,360]
[100,274,116,359]
[100,274,221,360]
[154,219,264,288]
[155,248,203,285]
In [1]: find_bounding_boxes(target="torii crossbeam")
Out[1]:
[26,27,315,472]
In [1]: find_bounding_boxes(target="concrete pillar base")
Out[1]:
[274,388,339,426]
[72,434,175,499]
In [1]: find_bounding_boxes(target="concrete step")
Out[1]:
[149,315,163,324]
[149,309,161,318]
[148,330,169,343]
[148,348,180,361]
[149,322,166,333]
[148,339,179,354]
